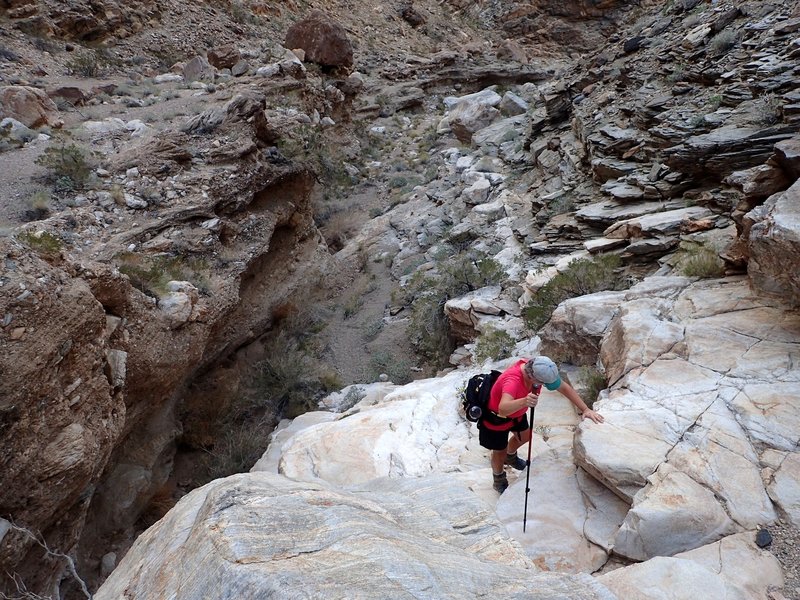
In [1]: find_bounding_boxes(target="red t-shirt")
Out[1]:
[484,360,533,431]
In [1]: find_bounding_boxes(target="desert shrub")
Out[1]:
[31,36,61,53]
[473,327,515,363]
[17,230,62,259]
[708,29,738,55]
[405,247,505,366]
[248,330,341,419]
[369,350,413,384]
[203,420,270,480]
[523,254,625,332]
[116,252,210,297]
[675,242,724,278]
[66,51,101,77]
[362,319,383,342]
[666,65,685,84]
[23,190,51,222]
[707,94,723,110]
[35,143,92,190]
[229,0,260,24]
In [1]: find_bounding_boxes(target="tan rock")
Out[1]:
[0,85,61,129]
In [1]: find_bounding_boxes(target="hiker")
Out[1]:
[480,356,604,493]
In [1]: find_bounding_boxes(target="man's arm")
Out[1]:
[556,381,604,423]
[497,391,538,417]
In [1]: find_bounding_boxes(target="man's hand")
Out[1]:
[524,391,539,408]
[581,408,604,423]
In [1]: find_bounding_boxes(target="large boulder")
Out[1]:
[94,472,617,600]
[0,85,61,128]
[284,10,353,68]
[746,179,800,302]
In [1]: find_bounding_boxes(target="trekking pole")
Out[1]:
[523,403,535,533]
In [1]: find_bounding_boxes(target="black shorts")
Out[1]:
[478,414,530,451]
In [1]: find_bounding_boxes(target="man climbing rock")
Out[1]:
[479,356,604,493]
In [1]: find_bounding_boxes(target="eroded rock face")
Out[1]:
[1,90,333,595]
[284,10,353,68]
[2,0,162,41]
[0,239,124,594]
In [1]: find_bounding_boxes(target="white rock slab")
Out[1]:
[666,399,776,528]
[613,464,737,560]
[600,532,782,600]
[604,206,714,239]
[96,472,619,600]
[277,371,483,485]
[497,444,611,573]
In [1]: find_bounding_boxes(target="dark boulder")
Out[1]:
[284,10,353,69]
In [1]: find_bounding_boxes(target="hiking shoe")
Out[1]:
[505,452,527,471]
[493,472,508,494]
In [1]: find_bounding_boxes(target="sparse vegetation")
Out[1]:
[229,0,261,25]
[404,247,505,366]
[35,143,92,190]
[17,230,62,259]
[369,350,413,384]
[688,114,706,129]
[66,50,105,77]
[473,326,515,363]
[116,253,210,297]
[249,331,341,418]
[523,254,627,332]
[203,421,270,481]
[23,190,51,221]
[675,241,725,278]
[708,29,738,55]
[579,366,606,409]
[666,65,685,84]
[708,94,723,110]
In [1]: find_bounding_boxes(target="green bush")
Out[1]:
[405,247,506,366]
[35,143,92,190]
[249,331,341,419]
[229,0,260,25]
[23,190,51,221]
[523,254,625,332]
[474,327,515,363]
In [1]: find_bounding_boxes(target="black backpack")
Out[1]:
[462,370,510,425]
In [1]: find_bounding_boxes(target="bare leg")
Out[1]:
[507,428,532,455]
[491,448,507,474]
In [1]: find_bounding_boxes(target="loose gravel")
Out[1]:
[767,520,800,600]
